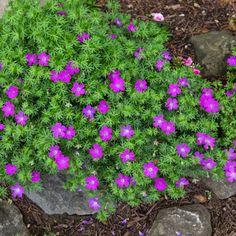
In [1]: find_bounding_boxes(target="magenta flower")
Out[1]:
[82,105,96,120]
[120,125,134,139]
[162,51,172,60]
[26,53,37,66]
[135,80,148,92]
[85,175,99,191]
[2,101,15,117]
[177,77,190,87]
[160,120,175,135]
[5,164,17,175]
[196,132,206,145]
[89,144,103,159]
[176,178,189,188]
[153,114,165,128]
[77,32,90,43]
[6,86,19,99]
[65,61,80,75]
[120,149,135,163]
[15,111,28,126]
[176,143,191,158]
[49,145,61,158]
[203,134,215,150]
[55,154,70,170]
[233,139,236,147]
[155,59,164,71]
[154,178,167,191]
[99,126,112,142]
[97,100,109,114]
[56,11,67,15]
[226,148,236,161]
[127,23,137,32]
[114,18,123,27]
[227,55,236,67]
[167,84,182,97]
[10,184,24,198]
[200,158,216,170]
[88,197,101,211]
[115,173,130,188]
[108,70,121,81]
[31,171,41,182]
[58,70,71,83]
[165,98,178,111]
[38,52,50,66]
[0,123,5,131]
[225,170,236,182]
[71,82,85,97]
[143,162,158,178]
[109,77,125,93]
[192,68,201,75]
[65,126,76,140]
[50,70,60,82]
[194,151,205,161]
[203,98,219,113]
[51,123,66,138]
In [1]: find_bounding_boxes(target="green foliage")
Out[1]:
[0,0,235,220]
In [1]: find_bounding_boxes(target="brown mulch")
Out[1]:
[4,0,236,236]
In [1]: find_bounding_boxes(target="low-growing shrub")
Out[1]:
[0,0,235,220]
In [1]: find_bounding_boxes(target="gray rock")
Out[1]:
[148,204,212,236]
[202,177,236,199]
[0,200,29,236]
[25,173,95,215]
[190,31,236,77]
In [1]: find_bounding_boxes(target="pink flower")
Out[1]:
[115,173,130,188]
[65,126,76,140]
[120,125,134,139]
[165,98,178,111]
[0,123,5,131]
[58,70,71,83]
[2,101,15,117]
[109,77,125,93]
[127,23,137,32]
[38,52,50,66]
[151,13,164,22]
[85,175,99,190]
[49,145,62,158]
[160,120,175,135]
[6,86,19,99]
[26,53,37,66]
[97,100,109,114]
[182,57,193,66]
[31,171,41,182]
[10,184,24,198]
[50,70,60,82]
[89,144,103,159]
[99,126,113,141]
[143,162,158,178]
[135,80,148,93]
[154,178,167,191]
[167,84,182,97]
[5,164,17,175]
[120,149,135,163]
[51,123,66,138]
[15,111,28,126]
[192,68,200,75]
[88,197,101,211]
[55,154,70,170]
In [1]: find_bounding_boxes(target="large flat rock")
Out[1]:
[0,200,29,236]
[148,204,212,236]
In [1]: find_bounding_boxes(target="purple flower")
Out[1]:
[227,55,236,67]
[176,178,189,188]
[115,173,130,188]
[160,120,175,135]
[6,86,19,99]
[176,143,191,158]
[109,77,125,93]
[10,184,24,198]
[50,70,60,82]
[2,101,15,117]
[178,77,190,87]
[71,82,85,97]
[153,114,165,128]
[114,18,122,27]
[121,219,127,225]
[109,34,117,39]
[135,80,148,92]
[108,70,121,81]
[56,11,67,15]
[163,51,172,60]
[82,105,96,120]
[134,48,144,60]
[55,154,70,170]
[225,169,236,182]
[143,162,158,178]
[31,171,41,182]
[139,231,145,236]
[233,139,236,147]
[154,178,167,191]
[0,123,5,131]
[88,197,101,211]
[194,151,205,161]
[85,175,99,190]
[130,176,137,186]
[51,123,66,138]
[223,160,236,172]
[203,98,219,113]
[65,126,76,140]
[167,84,182,97]
[120,149,135,163]
[0,62,3,70]
[5,164,17,175]
[65,61,80,75]
[196,132,206,145]
[38,52,50,66]
[226,148,236,161]
[49,145,61,158]
[120,125,134,139]
[155,59,164,71]
[89,144,103,159]
[26,53,37,66]
[127,23,137,32]
[15,111,28,126]
[58,70,71,83]
[97,100,109,114]
[165,98,178,111]
[226,90,234,96]
[200,158,216,170]
[99,126,113,141]
[77,32,90,43]
[203,134,215,150]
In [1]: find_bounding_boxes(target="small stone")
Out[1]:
[194,3,201,8]
[148,204,212,236]
[0,201,29,236]
[194,194,208,203]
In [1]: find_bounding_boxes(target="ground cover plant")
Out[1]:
[0,0,235,221]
